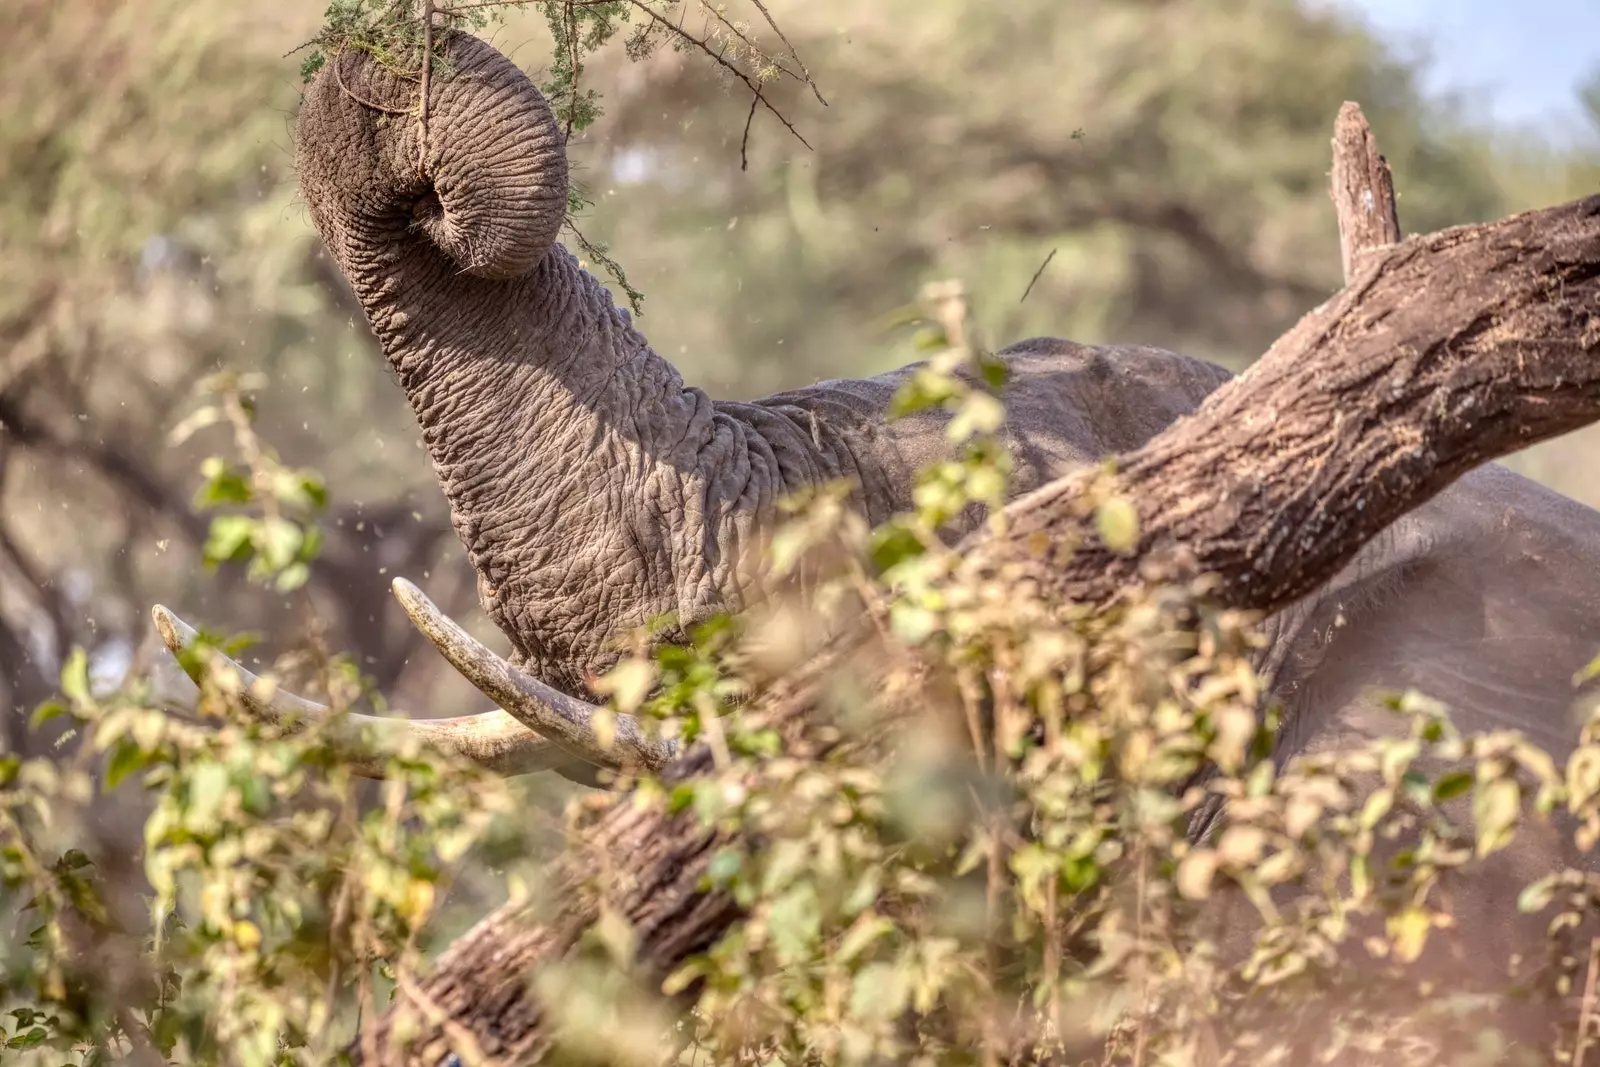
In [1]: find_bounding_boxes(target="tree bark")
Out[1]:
[357,192,1600,1065]
[1329,101,1402,281]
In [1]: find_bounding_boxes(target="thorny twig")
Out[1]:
[419,0,435,174]
[698,4,803,86]
[744,0,826,105]
[333,44,413,116]
[1576,937,1600,1067]
[563,0,581,142]
[623,0,812,170]
[1019,248,1057,304]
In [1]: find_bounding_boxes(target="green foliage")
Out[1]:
[564,286,1600,1065]
[172,372,328,594]
[7,278,1600,1065]
[2,633,529,1065]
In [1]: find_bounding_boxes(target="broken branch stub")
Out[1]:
[1330,100,1402,282]
[354,188,1600,1064]
[150,605,596,782]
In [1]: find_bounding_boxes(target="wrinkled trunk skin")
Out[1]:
[295,35,1233,698]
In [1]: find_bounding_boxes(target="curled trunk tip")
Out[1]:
[296,32,570,281]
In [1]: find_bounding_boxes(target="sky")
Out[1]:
[1335,0,1600,135]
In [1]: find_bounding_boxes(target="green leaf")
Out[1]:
[978,355,1010,392]
[272,468,328,511]
[706,847,744,888]
[185,763,231,831]
[1432,769,1473,802]
[849,961,910,1020]
[1094,496,1140,553]
[5,1026,47,1050]
[59,647,90,705]
[1474,777,1521,858]
[1176,848,1218,900]
[193,465,253,510]
[1387,906,1433,964]
[766,883,821,966]
[29,701,67,729]
[593,658,656,715]
[203,515,257,569]
[256,516,304,573]
[946,392,1005,443]
[104,739,148,792]
[274,561,311,594]
[889,603,939,645]
[837,916,894,964]
[1569,745,1600,809]
[1518,875,1558,914]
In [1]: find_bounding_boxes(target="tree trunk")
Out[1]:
[358,193,1600,1065]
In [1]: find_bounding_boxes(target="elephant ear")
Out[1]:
[295,31,570,282]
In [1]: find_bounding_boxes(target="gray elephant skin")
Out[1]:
[289,33,1600,1059]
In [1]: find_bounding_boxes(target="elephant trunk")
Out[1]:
[295,32,569,298]
[290,31,869,699]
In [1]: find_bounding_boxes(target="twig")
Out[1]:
[743,0,827,105]
[334,45,414,116]
[1019,248,1057,304]
[1576,937,1600,1067]
[624,0,811,168]
[1329,101,1401,284]
[564,0,580,142]
[698,4,806,87]
[419,0,435,175]
[738,92,760,171]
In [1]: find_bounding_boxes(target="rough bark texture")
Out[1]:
[355,194,1600,1065]
[1329,101,1402,280]
[977,193,1600,614]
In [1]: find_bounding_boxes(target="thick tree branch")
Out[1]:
[980,194,1600,615]
[354,190,1600,1064]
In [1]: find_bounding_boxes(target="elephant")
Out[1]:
[151,31,1600,1058]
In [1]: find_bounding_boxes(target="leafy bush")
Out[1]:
[4,282,1599,1066]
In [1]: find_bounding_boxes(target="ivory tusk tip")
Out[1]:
[151,605,191,654]
[391,576,428,611]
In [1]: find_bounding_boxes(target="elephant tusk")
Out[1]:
[150,605,605,785]
[390,578,677,775]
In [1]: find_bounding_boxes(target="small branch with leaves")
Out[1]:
[289,0,820,309]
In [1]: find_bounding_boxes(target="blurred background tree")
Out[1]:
[2,0,1597,759]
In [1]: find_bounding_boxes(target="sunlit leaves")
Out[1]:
[1094,495,1140,553]
[181,373,328,594]
[2,630,525,1065]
